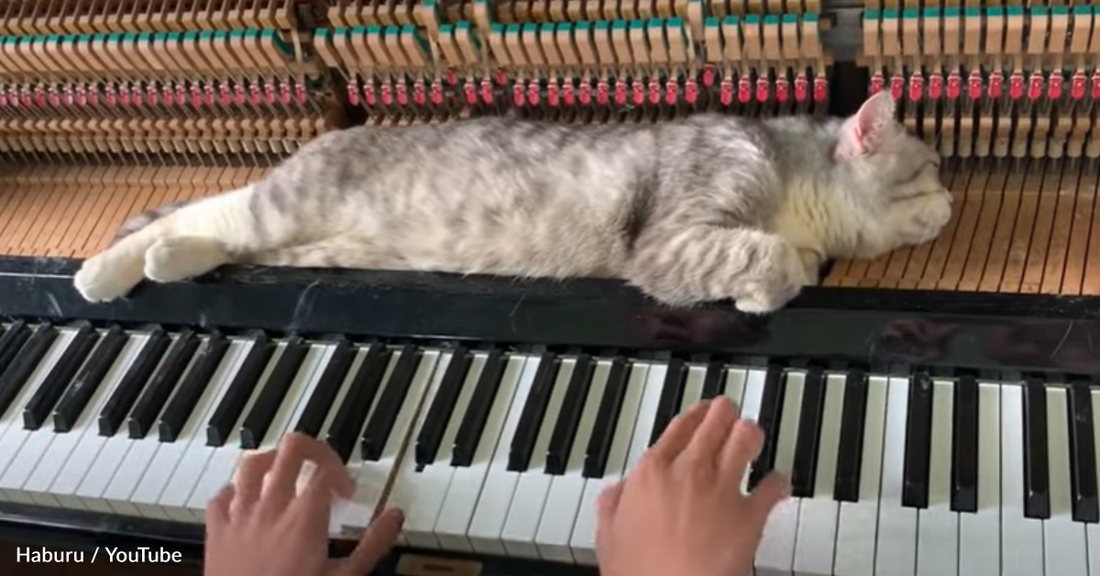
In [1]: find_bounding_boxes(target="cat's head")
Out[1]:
[831,91,953,257]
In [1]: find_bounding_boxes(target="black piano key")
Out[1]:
[833,369,869,502]
[901,372,934,509]
[0,320,31,378]
[0,323,57,418]
[790,367,826,498]
[326,342,391,462]
[415,346,473,467]
[126,329,200,439]
[1068,381,1099,523]
[361,344,420,461]
[23,322,98,430]
[294,337,354,438]
[1023,377,1051,519]
[53,325,127,432]
[451,348,507,467]
[205,332,274,447]
[99,327,170,437]
[507,351,561,472]
[240,335,309,449]
[157,333,230,442]
[700,360,726,400]
[748,366,786,490]
[648,358,686,447]
[545,353,597,475]
[583,356,629,479]
[950,374,980,513]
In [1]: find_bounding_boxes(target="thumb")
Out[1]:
[333,508,404,576]
[748,472,789,520]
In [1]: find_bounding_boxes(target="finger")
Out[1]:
[748,471,790,520]
[336,508,404,576]
[266,432,355,508]
[648,400,710,463]
[206,483,235,528]
[297,461,353,531]
[682,398,738,466]
[719,417,765,479]
[232,450,277,509]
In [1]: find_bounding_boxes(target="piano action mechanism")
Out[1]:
[0,1,1098,576]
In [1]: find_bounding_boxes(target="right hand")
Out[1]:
[594,398,789,576]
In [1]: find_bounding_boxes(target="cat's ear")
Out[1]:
[834,90,897,161]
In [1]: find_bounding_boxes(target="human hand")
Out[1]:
[595,398,789,576]
[204,432,404,576]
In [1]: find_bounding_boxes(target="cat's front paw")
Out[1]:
[899,190,953,245]
[734,240,812,314]
[74,252,144,303]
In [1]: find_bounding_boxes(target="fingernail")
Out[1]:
[381,507,405,525]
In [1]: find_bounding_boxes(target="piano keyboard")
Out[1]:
[1,319,1098,575]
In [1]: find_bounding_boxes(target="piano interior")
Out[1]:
[0,1,1099,576]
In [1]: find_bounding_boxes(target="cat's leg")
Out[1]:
[245,236,391,269]
[625,225,819,314]
[74,185,275,302]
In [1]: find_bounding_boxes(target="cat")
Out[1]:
[73,90,952,313]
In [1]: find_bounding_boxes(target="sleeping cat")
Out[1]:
[73,90,951,313]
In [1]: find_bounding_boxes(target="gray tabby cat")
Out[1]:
[74,90,951,313]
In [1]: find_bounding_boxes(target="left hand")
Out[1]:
[204,432,404,576]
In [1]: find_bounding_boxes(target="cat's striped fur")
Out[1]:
[75,91,951,313]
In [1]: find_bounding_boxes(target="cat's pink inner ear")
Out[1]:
[853,91,897,149]
[834,91,897,161]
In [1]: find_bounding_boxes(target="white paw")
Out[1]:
[73,252,144,303]
[144,236,229,283]
[734,241,809,314]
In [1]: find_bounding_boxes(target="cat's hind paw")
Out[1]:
[74,252,145,303]
[144,236,230,283]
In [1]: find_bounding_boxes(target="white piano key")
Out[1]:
[140,340,320,521]
[755,370,804,576]
[101,333,205,517]
[184,340,292,520]
[874,376,917,576]
[1043,386,1088,576]
[1000,383,1044,576]
[76,332,185,514]
[0,328,77,501]
[833,375,887,576]
[22,330,129,508]
[569,361,650,566]
[1089,389,1100,573]
[793,373,845,576]
[534,359,611,563]
[500,357,576,559]
[48,334,148,511]
[738,368,767,494]
[622,361,667,472]
[335,348,443,537]
[0,328,85,503]
[724,367,747,408]
[915,379,958,576]
[679,364,706,412]
[465,355,543,556]
[434,354,529,552]
[390,350,475,549]
[957,381,1000,576]
[153,338,251,522]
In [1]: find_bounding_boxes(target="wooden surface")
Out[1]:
[0,541,203,576]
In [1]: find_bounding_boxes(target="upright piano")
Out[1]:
[0,1,1097,575]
